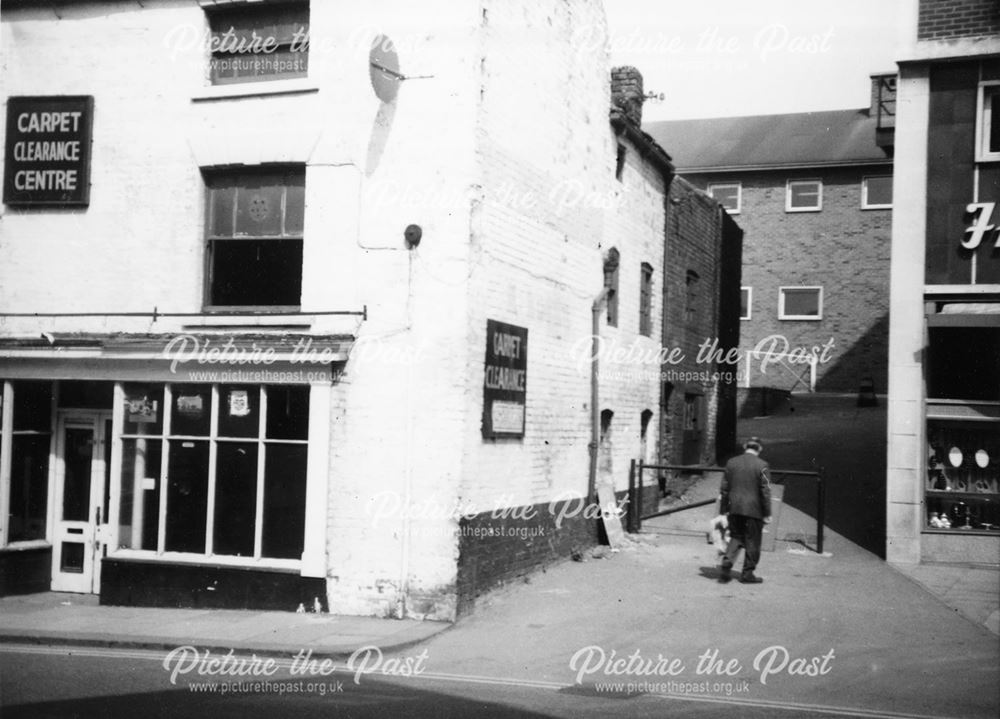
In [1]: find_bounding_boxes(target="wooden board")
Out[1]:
[597,483,626,549]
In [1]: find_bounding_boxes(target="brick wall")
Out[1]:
[918,0,1000,41]
[685,167,892,394]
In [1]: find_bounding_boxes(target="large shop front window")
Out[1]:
[2,381,53,544]
[118,384,309,560]
[204,167,305,309]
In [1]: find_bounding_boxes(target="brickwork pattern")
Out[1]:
[918,0,1000,41]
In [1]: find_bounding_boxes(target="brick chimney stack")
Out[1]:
[611,66,645,127]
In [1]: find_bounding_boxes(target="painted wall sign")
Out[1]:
[482,319,527,438]
[962,202,998,250]
[3,95,94,206]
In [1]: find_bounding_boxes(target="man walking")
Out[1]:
[719,437,772,584]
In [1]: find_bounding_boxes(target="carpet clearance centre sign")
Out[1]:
[4,96,93,206]
[482,319,527,439]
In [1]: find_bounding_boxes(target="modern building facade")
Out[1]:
[887,0,1000,565]
[647,85,895,397]
[0,1,740,618]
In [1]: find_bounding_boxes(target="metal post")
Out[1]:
[816,468,825,554]
[627,459,637,533]
[636,459,645,532]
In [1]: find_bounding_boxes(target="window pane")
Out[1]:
[218,386,260,438]
[710,185,739,211]
[740,289,750,319]
[170,385,212,436]
[119,438,162,551]
[927,328,1000,402]
[262,444,307,559]
[9,435,50,542]
[208,184,235,238]
[789,182,820,208]
[782,289,820,317]
[865,177,892,206]
[123,383,164,435]
[988,86,1000,154]
[284,174,305,235]
[213,442,258,557]
[235,182,283,237]
[209,238,303,306]
[58,381,114,409]
[13,381,52,432]
[62,427,94,522]
[266,385,310,440]
[165,441,209,553]
[209,4,309,85]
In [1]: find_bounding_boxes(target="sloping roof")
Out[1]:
[644,109,892,173]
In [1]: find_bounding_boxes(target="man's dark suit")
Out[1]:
[720,450,772,579]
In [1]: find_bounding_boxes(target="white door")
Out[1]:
[51,413,111,593]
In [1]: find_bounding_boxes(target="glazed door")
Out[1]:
[51,413,111,593]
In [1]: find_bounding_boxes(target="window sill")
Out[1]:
[108,549,302,572]
[778,316,823,321]
[785,207,822,213]
[0,540,51,552]
[192,79,319,103]
[922,528,1000,537]
[861,205,892,211]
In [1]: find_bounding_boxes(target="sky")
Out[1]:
[604,0,911,121]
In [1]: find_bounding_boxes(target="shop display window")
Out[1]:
[926,421,1000,532]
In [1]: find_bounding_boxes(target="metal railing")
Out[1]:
[627,460,825,554]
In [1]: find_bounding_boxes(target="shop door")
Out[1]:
[52,412,112,593]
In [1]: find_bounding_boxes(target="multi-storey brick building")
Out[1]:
[0,1,740,618]
[646,84,895,397]
[887,0,1000,566]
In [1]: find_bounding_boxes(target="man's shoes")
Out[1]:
[739,573,763,584]
[718,563,732,583]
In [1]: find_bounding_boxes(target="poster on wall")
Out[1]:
[482,319,527,439]
[3,95,94,206]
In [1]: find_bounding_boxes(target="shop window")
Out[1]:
[786,179,822,212]
[118,383,310,561]
[779,286,822,320]
[639,262,653,336]
[740,287,752,321]
[977,81,1000,162]
[926,421,999,533]
[5,381,53,543]
[206,2,309,85]
[861,176,893,209]
[204,167,305,308]
[708,182,741,214]
[927,328,1000,402]
[603,248,620,327]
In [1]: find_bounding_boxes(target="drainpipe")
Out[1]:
[588,288,611,501]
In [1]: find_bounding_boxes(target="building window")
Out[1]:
[615,144,627,181]
[204,167,305,308]
[786,179,822,212]
[118,384,309,561]
[778,286,823,320]
[708,183,741,214]
[2,381,53,544]
[206,2,309,85]
[639,262,653,336]
[977,81,1000,162]
[685,270,700,325]
[740,287,752,321]
[862,176,893,209]
[603,248,620,327]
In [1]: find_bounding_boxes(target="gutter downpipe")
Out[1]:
[588,288,611,502]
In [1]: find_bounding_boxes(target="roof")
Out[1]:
[644,109,892,173]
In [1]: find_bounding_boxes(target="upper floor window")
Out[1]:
[786,179,822,212]
[779,286,823,320]
[862,176,893,209]
[740,287,752,321]
[977,81,1000,162]
[708,182,741,214]
[639,262,653,336]
[685,270,700,325]
[204,166,305,308]
[207,2,309,86]
[603,248,620,327]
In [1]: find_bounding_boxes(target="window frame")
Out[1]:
[785,179,823,213]
[861,175,893,210]
[204,1,310,87]
[639,262,654,336]
[114,383,310,568]
[708,182,742,214]
[739,287,752,321]
[778,286,824,321]
[685,270,700,326]
[976,80,1000,163]
[202,165,305,311]
[603,248,620,328]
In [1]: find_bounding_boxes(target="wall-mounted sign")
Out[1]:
[962,202,998,250]
[3,95,94,206]
[482,319,527,438]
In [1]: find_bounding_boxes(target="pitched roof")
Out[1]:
[644,109,892,173]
